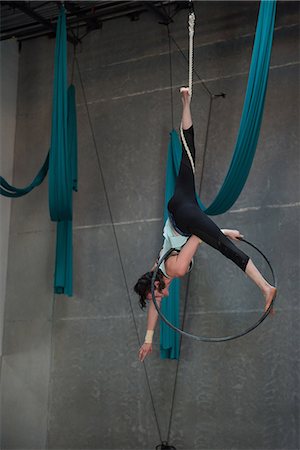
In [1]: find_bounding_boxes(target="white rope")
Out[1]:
[180,123,195,174]
[179,10,196,175]
[188,12,195,97]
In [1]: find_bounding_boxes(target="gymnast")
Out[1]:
[134,87,276,362]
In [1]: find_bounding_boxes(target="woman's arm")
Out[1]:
[165,235,202,278]
[146,298,161,330]
[138,298,162,362]
[165,230,243,278]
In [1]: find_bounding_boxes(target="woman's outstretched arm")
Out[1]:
[138,298,162,362]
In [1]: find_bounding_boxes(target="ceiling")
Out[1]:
[0,1,189,44]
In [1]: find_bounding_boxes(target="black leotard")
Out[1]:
[167,126,249,272]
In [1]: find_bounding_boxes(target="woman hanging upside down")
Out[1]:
[134,87,277,362]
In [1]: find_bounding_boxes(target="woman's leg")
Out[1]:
[245,260,276,312]
[181,87,192,129]
[187,208,276,312]
[171,87,277,311]
[167,88,196,216]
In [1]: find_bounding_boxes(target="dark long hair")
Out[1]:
[134,269,165,309]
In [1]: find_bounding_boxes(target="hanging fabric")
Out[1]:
[176,0,276,215]
[160,0,277,359]
[201,0,276,214]
[1,86,77,204]
[49,8,77,295]
[0,153,49,197]
[160,131,182,359]
[1,8,78,296]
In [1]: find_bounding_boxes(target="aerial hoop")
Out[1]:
[151,238,277,342]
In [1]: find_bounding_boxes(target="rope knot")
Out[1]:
[188,12,195,35]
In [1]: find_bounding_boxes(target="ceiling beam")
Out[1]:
[145,2,173,25]
[64,1,102,32]
[5,1,79,45]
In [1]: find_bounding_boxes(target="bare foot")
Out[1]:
[264,286,277,316]
[180,87,191,104]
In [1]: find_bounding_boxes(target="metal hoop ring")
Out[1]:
[151,238,277,342]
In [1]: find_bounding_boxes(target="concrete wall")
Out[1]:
[1,2,299,449]
[0,39,19,356]
[0,37,19,447]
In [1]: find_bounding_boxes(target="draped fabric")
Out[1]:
[1,8,78,296]
[200,0,276,215]
[0,88,77,202]
[0,153,49,197]
[49,9,77,295]
[51,84,77,295]
[160,0,276,359]
[160,131,182,359]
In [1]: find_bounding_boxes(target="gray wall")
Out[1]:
[0,39,19,356]
[0,37,19,447]
[1,2,299,449]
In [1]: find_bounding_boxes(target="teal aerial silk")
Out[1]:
[0,153,49,197]
[200,0,277,215]
[49,8,77,295]
[160,131,182,359]
[160,0,276,359]
[1,8,77,296]
[50,83,77,296]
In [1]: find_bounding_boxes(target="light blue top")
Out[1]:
[158,218,193,278]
